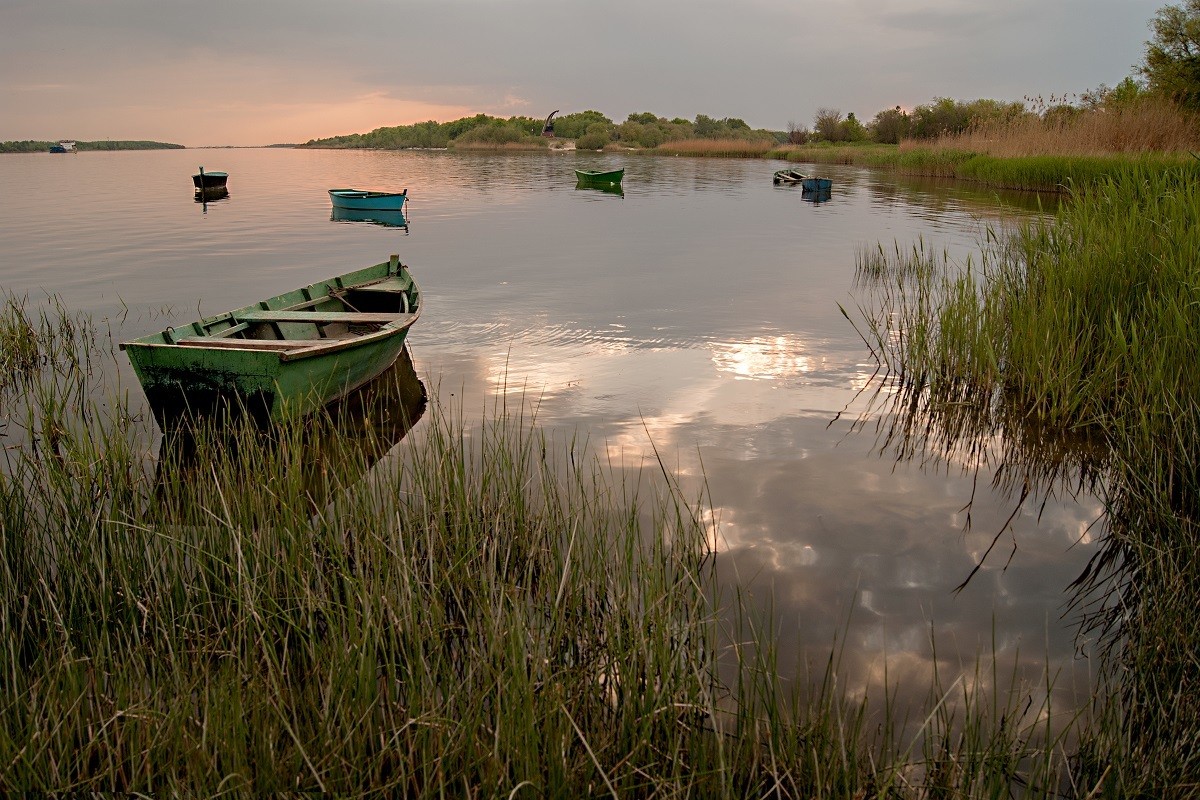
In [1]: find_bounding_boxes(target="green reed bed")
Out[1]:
[0,298,1094,796]
[853,168,1200,795]
[768,144,1200,193]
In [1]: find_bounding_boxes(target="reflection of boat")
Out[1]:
[801,188,833,204]
[328,188,408,211]
[331,206,409,229]
[194,186,230,203]
[773,168,832,192]
[575,180,624,197]
[154,346,427,517]
[574,168,624,185]
[49,140,77,153]
[193,168,228,190]
[120,255,422,427]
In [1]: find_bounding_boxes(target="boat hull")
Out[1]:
[574,168,624,184]
[193,172,229,189]
[120,257,421,427]
[801,177,832,192]
[328,188,408,211]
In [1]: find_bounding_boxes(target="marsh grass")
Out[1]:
[657,138,777,158]
[852,167,1200,794]
[0,298,1098,796]
[940,97,1200,158]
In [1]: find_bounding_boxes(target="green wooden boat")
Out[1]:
[574,168,624,184]
[120,255,421,426]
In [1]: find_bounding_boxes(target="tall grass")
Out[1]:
[852,167,1200,794]
[938,97,1200,158]
[657,138,777,158]
[0,297,1099,795]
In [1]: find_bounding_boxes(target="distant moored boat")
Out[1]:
[193,167,229,190]
[49,140,76,153]
[328,188,408,211]
[574,168,624,185]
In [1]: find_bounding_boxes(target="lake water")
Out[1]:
[0,148,1099,710]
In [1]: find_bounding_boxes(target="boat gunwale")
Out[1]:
[119,263,421,364]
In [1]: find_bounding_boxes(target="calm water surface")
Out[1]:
[0,148,1098,708]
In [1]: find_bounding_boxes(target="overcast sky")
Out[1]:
[1,0,1165,147]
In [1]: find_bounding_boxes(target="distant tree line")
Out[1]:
[305,2,1200,152]
[0,140,184,153]
[300,111,782,151]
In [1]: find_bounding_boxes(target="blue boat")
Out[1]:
[801,176,833,192]
[328,188,408,211]
[49,140,76,154]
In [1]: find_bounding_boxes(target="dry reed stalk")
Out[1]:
[930,98,1200,157]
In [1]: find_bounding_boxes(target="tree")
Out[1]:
[839,112,869,142]
[1139,0,1200,107]
[812,108,843,141]
[870,106,910,144]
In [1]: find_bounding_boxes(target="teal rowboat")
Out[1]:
[574,168,624,184]
[120,255,421,426]
[328,188,408,211]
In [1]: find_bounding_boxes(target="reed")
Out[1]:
[852,166,1200,794]
[938,97,1200,158]
[0,298,1098,795]
[657,138,777,158]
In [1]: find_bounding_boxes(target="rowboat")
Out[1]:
[193,167,228,190]
[120,255,421,426]
[328,188,408,211]
[574,168,624,184]
[774,168,832,192]
[772,168,805,185]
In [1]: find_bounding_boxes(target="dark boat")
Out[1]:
[193,167,229,190]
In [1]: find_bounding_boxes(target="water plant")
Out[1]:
[0,297,1098,796]
[851,166,1200,794]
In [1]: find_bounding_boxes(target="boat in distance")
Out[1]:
[773,168,832,192]
[328,188,408,211]
[49,140,77,153]
[193,167,228,190]
[574,168,624,184]
[120,255,421,426]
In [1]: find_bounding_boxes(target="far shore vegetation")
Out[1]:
[0,139,185,153]
[296,85,1199,194]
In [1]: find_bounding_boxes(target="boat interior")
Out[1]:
[171,277,417,351]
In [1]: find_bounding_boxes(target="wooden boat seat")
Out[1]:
[234,310,416,324]
[352,277,412,293]
[175,337,331,350]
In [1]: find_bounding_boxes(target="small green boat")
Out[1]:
[574,168,624,184]
[120,255,421,426]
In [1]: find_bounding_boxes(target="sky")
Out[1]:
[1,0,1166,148]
